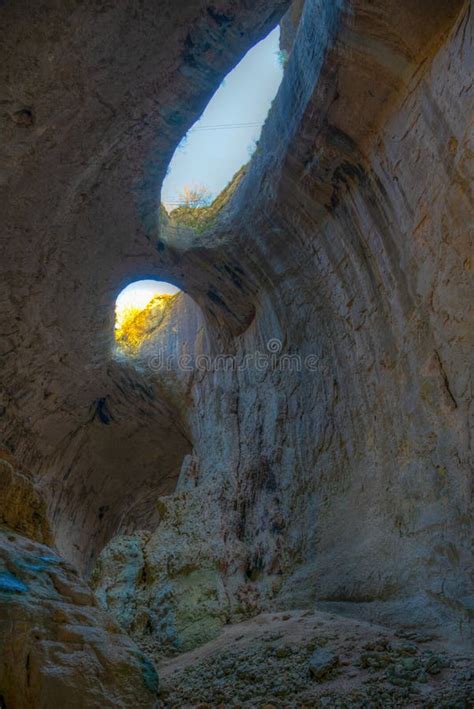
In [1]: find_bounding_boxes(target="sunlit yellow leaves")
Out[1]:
[115,294,175,354]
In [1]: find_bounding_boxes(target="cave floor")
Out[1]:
[157,610,473,707]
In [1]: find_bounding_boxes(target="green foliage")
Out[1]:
[276,49,289,68]
[167,164,248,233]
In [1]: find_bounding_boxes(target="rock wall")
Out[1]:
[0,0,290,572]
[93,0,473,653]
[0,454,159,706]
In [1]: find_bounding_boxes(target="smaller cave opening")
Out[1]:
[114,279,181,354]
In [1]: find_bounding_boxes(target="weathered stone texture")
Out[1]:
[0,455,159,706]
[95,0,473,652]
[0,451,52,546]
[0,531,159,708]
[0,0,290,572]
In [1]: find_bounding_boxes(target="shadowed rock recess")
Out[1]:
[1,0,472,706]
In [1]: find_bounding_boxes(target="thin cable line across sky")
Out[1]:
[188,122,261,132]
[161,27,282,204]
[166,123,261,205]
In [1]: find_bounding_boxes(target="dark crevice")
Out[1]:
[434,350,458,409]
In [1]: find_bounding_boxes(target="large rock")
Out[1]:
[0,530,159,708]
[0,453,159,706]
[91,481,257,655]
[308,648,339,681]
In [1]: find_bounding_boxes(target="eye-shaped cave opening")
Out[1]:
[160,24,285,227]
[115,279,181,354]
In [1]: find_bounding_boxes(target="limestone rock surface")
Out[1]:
[0,530,159,708]
[91,482,250,655]
[0,454,159,706]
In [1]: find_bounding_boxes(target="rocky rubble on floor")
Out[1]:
[157,610,473,708]
[308,647,339,680]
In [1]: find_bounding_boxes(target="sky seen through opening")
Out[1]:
[116,27,283,324]
[161,26,283,211]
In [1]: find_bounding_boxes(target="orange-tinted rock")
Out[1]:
[0,452,52,546]
[0,531,159,708]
